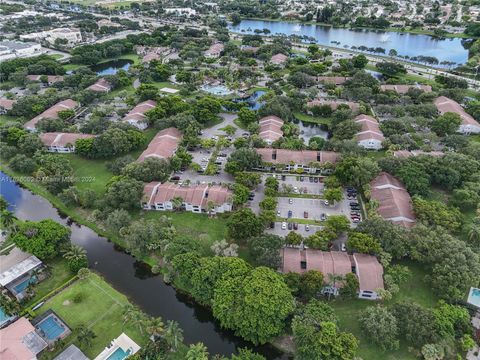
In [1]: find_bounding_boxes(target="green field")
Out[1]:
[25,258,74,307]
[141,211,228,255]
[332,261,438,360]
[36,272,146,359]
[0,115,21,125]
[293,111,331,126]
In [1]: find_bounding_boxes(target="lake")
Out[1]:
[229,19,469,65]
[91,59,133,75]
[0,172,286,359]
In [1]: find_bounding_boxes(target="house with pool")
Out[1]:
[94,333,140,360]
[0,247,44,301]
[0,316,48,360]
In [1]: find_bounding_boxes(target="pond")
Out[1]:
[91,59,133,76]
[0,172,286,359]
[229,19,470,65]
[235,90,266,110]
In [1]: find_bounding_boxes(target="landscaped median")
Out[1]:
[32,272,146,359]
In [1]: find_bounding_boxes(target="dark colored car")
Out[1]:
[288,210,293,218]
[288,222,293,230]
[304,211,308,218]
[293,223,298,230]
[270,222,275,229]
[314,177,319,183]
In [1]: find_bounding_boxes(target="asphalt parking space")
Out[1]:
[266,222,323,237]
[276,197,327,221]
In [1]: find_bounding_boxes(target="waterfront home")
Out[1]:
[0,317,47,360]
[26,75,64,85]
[137,127,182,162]
[23,99,78,131]
[0,98,15,114]
[258,115,284,145]
[142,182,233,214]
[307,99,360,113]
[354,114,385,150]
[204,42,224,58]
[87,78,112,92]
[94,333,140,360]
[270,53,288,66]
[122,100,157,130]
[40,132,96,153]
[434,96,480,135]
[393,150,444,158]
[370,172,416,228]
[256,148,340,173]
[0,247,43,301]
[280,248,385,300]
[380,84,432,93]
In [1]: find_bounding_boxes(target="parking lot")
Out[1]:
[266,222,322,237]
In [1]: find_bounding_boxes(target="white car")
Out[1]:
[288,198,293,204]
[324,200,329,206]
[277,210,281,216]
[281,222,287,230]
[341,243,346,252]
[305,224,310,232]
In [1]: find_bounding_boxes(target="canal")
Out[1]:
[229,19,470,65]
[0,171,285,359]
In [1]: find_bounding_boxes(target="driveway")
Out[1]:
[201,113,246,140]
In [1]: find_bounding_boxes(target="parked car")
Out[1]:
[305,224,310,232]
[341,243,347,252]
[288,222,293,230]
[270,222,275,229]
[349,201,359,206]
[320,213,327,221]
[170,175,180,181]
[300,176,304,182]
[293,223,298,230]
[277,210,281,216]
[324,200,329,206]
[303,188,307,194]
[309,177,314,182]
[288,210,293,218]
[289,198,293,204]
[304,211,308,218]
[314,177,319,183]
[282,175,286,181]
[281,222,287,230]
[352,218,360,223]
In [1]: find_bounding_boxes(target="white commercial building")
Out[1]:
[0,41,43,62]
[20,28,82,46]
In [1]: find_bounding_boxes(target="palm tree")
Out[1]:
[76,325,96,348]
[123,305,147,334]
[186,343,209,360]
[1,210,17,230]
[171,197,183,212]
[145,317,164,340]
[62,245,87,262]
[164,320,183,351]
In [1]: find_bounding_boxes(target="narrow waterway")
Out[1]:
[229,19,470,65]
[0,171,286,359]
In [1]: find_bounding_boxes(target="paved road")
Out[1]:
[201,113,245,140]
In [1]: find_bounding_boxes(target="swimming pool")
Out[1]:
[36,315,66,340]
[0,307,14,328]
[13,275,37,294]
[467,287,480,308]
[200,84,234,96]
[106,347,132,360]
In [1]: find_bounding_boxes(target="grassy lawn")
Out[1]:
[98,53,141,66]
[471,134,480,143]
[59,154,114,195]
[36,272,147,359]
[293,111,331,126]
[233,118,249,130]
[331,260,438,360]
[141,211,228,255]
[25,258,74,307]
[152,81,180,90]
[0,115,21,125]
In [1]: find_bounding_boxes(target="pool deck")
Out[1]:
[94,333,140,360]
[467,287,480,308]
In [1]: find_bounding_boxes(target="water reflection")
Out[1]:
[91,59,133,75]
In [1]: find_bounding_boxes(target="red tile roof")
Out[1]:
[0,317,47,360]
[353,253,385,291]
[26,75,64,83]
[434,96,480,128]
[307,99,359,112]
[316,76,351,85]
[123,100,157,127]
[137,127,182,162]
[0,98,15,110]
[270,53,288,64]
[205,43,224,56]
[354,114,385,143]
[40,132,96,147]
[380,84,432,93]
[370,172,416,227]
[87,78,112,92]
[258,115,284,142]
[24,99,78,130]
